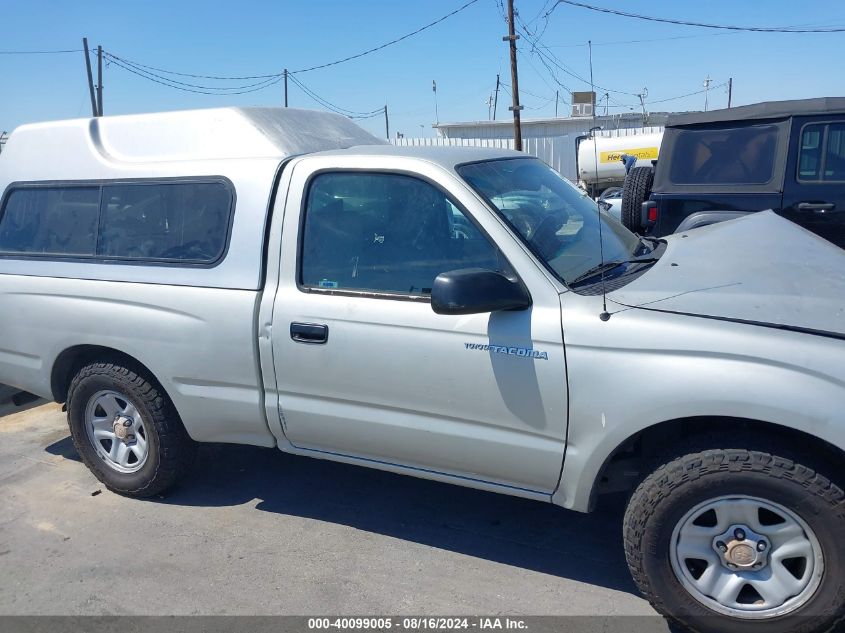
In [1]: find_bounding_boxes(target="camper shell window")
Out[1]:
[0,178,234,265]
[0,186,100,256]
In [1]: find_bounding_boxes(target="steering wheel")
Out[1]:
[528,212,566,260]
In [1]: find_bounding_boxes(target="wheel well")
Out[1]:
[51,345,159,403]
[593,416,845,507]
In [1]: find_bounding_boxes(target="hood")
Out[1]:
[608,211,845,338]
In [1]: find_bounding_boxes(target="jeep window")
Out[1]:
[98,181,231,262]
[457,158,642,286]
[300,172,502,295]
[799,122,845,182]
[0,186,99,256]
[669,124,778,185]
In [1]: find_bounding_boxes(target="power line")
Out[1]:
[542,32,736,48]
[103,52,280,91]
[106,51,381,117]
[291,0,481,73]
[0,48,83,55]
[287,75,383,118]
[95,0,480,85]
[499,83,555,110]
[515,14,639,96]
[106,57,283,95]
[647,82,728,105]
[102,52,281,80]
[550,0,845,33]
[517,53,571,103]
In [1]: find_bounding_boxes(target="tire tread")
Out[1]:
[67,360,195,497]
[624,448,845,633]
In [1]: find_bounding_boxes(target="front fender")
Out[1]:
[554,293,845,512]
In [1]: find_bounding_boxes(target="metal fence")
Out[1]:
[391,136,572,178]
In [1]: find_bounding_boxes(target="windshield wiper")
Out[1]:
[569,255,660,286]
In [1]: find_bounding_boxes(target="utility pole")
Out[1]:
[503,0,523,150]
[384,105,389,140]
[82,38,98,118]
[432,80,439,124]
[703,75,712,112]
[727,77,733,108]
[96,45,104,116]
[555,90,559,118]
[493,74,500,121]
[283,69,288,107]
[603,92,609,116]
[637,87,648,128]
[486,94,494,120]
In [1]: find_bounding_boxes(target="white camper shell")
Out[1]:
[0,107,383,289]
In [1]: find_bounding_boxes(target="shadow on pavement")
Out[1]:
[0,395,47,419]
[45,434,81,461]
[45,439,639,596]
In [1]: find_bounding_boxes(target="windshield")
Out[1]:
[457,158,642,286]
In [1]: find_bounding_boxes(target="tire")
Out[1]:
[624,448,845,633]
[66,360,196,497]
[621,166,654,231]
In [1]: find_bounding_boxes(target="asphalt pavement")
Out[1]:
[0,399,663,621]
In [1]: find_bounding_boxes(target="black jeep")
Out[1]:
[621,97,845,248]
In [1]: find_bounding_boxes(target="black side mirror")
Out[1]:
[431,268,531,315]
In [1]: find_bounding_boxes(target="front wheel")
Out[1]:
[67,360,196,497]
[624,449,845,633]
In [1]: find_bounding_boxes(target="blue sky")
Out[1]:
[2,0,844,139]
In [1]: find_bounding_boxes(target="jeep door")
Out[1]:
[268,154,568,495]
[782,116,845,249]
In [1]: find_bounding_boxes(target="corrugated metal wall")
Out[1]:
[434,113,669,140]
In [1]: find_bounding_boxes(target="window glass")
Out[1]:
[98,182,230,262]
[0,187,99,255]
[823,123,845,181]
[669,124,778,185]
[798,125,823,180]
[798,123,845,182]
[301,172,501,295]
[458,159,641,286]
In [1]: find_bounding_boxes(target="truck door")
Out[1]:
[268,156,568,495]
[782,116,845,249]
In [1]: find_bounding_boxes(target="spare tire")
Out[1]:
[621,166,654,231]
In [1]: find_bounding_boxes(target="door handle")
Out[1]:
[797,202,836,214]
[290,322,329,344]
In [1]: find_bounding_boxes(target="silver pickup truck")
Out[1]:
[0,107,843,633]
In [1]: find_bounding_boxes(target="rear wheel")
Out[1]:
[620,166,654,231]
[67,360,196,497]
[624,448,845,633]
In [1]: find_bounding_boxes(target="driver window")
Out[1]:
[301,172,502,295]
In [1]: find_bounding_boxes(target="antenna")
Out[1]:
[588,40,611,321]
